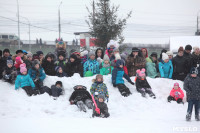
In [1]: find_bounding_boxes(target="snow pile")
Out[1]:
[0,74,199,133]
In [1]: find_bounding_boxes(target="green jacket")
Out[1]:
[100,61,114,75]
[146,61,158,78]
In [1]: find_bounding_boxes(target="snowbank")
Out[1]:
[0,74,199,133]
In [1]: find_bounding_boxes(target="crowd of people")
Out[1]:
[0,40,199,120]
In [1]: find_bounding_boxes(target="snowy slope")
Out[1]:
[0,74,199,133]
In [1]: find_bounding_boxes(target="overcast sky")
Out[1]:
[0,0,200,44]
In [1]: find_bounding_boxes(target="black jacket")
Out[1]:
[69,88,92,104]
[191,52,200,67]
[136,77,151,90]
[66,59,83,77]
[42,57,56,76]
[183,51,192,73]
[24,60,32,70]
[93,101,109,115]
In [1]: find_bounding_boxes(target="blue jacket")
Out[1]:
[83,59,100,76]
[159,60,173,78]
[112,60,132,85]
[28,67,46,81]
[15,74,35,90]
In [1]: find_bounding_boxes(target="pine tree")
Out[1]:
[86,0,132,49]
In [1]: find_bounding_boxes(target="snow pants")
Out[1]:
[117,84,131,97]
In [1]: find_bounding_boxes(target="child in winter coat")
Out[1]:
[184,67,200,121]
[92,94,110,118]
[24,53,33,70]
[158,53,173,79]
[135,68,156,98]
[28,60,46,94]
[83,51,100,77]
[55,66,68,77]
[2,58,17,84]
[15,64,37,96]
[69,85,93,112]
[42,54,56,76]
[112,59,135,97]
[100,54,114,75]
[90,74,109,102]
[168,83,184,104]
[55,52,67,72]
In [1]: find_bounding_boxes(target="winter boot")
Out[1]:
[195,115,200,121]
[85,99,93,109]
[77,101,87,112]
[186,113,192,121]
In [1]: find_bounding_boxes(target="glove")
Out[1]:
[95,108,100,114]
[70,100,74,105]
[129,81,135,85]
[113,84,117,87]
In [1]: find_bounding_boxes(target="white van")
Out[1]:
[0,33,22,45]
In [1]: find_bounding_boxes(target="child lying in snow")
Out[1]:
[92,94,110,118]
[167,83,184,104]
[69,85,93,112]
[135,68,156,98]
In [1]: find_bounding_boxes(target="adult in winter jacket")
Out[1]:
[105,40,119,58]
[15,64,37,96]
[158,53,173,79]
[146,52,159,78]
[112,59,134,97]
[191,46,200,67]
[42,54,56,76]
[66,54,83,77]
[69,85,93,112]
[184,67,200,121]
[90,74,109,101]
[100,54,114,75]
[2,58,17,84]
[55,41,68,59]
[92,94,110,118]
[28,60,46,93]
[83,51,100,77]
[172,47,188,81]
[166,51,173,61]
[183,45,192,73]
[168,83,184,104]
[141,48,148,59]
[126,47,146,77]
[135,68,156,98]
[12,50,27,62]
[36,51,44,65]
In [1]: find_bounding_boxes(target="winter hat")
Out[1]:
[16,50,23,54]
[103,54,110,61]
[55,66,62,72]
[115,53,121,60]
[55,81,62,87]
[132,47,139,52]
[185,45,192,51]
[174,83,179,87]
[116,59,124,67]
[15,56,22,63]
[96,74,103,81]
[136,68,146,77]
[162,53,169,60]
[3,48,10,54]
[98,94,105,101]
[88,51,95,57]
[190,67,198,74]
[121,53,128,60]
[36,51,43,56]
[166,51,173,56]
[0,50,2,57]
[32,59,40,67]
[193,46,199,52]
[22,50,28,55]
[107,40,117,48]
[27,53,33,58]
[7,58,13,65]
[178,46,184,53]
[150,52,157,58]
[80,50,88,57]
[113,48,119,53]
[20,63,27,73]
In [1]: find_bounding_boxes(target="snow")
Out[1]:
[0,74,199,133]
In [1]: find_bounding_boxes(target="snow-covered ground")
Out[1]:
[0,74,199,133]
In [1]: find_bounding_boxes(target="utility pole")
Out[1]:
[17,0,20,49]
[196,10,200,36]
[58,1,62,39]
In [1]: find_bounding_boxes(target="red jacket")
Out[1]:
[14,60,23,69]
[170,87,184,100]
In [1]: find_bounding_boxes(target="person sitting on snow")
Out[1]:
[112,59,134,97]
[55,51,67,73]
[92,94,110,118]
[2,57,17,84]
[42,53,56,76]
[28,60,46,94]
[167,82,184,104]
[99,54,113,75]
[55,66,68,77]
[135,68,156,98]
[83,51,100,77]
[90,74,109,102]
[69,85,93,112]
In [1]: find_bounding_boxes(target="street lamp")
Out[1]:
[20,16,31,51]
[17,0,20,49]
[58,1,62,39]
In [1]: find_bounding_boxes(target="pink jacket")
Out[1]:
[170,87,184,100]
